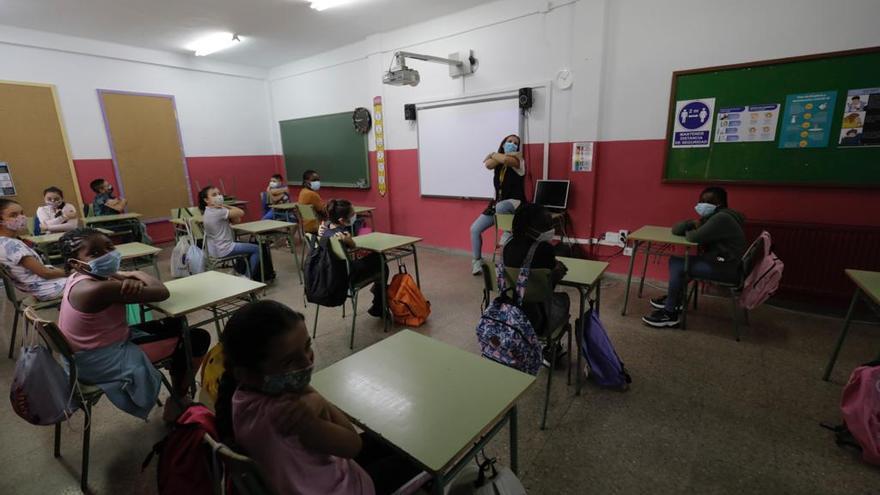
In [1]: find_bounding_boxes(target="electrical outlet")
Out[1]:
[623,246,633,256]
[618,229,629,245]
[603,232,618,244]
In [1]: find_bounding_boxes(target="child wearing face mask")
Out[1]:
[503,204,570,363]
[215,300,421,495]
[89,178,127,216]
[36,186,78,233]
[199,185,270,281]
[298,169,325,234]
[0,199,67,301]
[262,174,291,220]
[319,199,387,317]
[57,228,210,420]
[642,186,746,328]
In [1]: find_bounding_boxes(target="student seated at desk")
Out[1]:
[89,178,127,216]
[199,186,268,281]
[642,186,746,328]
[262,174,290,220]
[0,199,67,301]
[298,169,325,234]
[215,300,421,495]
[58,228,210,420]
[319,199,386,317]
[503,203,570,365]
[36,186,78,233]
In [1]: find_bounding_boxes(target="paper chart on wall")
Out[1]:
[0,162,17,196]
[672,98,715,148]
[571,142,593,172]
[714,104,780,143]
[837,87,880,147]
[778,91,837,148]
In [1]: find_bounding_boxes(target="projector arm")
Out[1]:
[394,51,464,68]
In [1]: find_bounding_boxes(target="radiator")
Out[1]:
[744,221,880,305]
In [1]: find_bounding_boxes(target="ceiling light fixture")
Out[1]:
[189,32,241,57]
[310,0,358,11]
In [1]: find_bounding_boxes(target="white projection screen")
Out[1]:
[417,96,521,199]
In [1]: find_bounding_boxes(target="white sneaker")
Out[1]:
[471,259,483,275]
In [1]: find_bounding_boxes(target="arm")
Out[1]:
[671,219,696,236]
[268,188,287,202]
[93,270,169,304]
[47,218,78,233]
[277,392,363,458]
[484,153,500,170]
[20,257,67,279]
[683,213,734,245]
[223,205,246,222]
[496,152,523,170]
[105,198,127,212]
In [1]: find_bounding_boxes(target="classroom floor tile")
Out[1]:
[0,243,878,494]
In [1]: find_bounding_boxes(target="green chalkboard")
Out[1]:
[664,47,880,186]
[280,112,369,188]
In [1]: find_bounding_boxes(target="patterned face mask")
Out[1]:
[261,365,313,395]
[2,215,28,232]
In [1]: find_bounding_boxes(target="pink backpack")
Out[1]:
[739,231,783,310]
[825,363,880,465]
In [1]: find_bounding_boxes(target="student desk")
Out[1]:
[353,232,422,331]
[116,242,162,278]
[354,205,376,229]
[22,228,113,264]
[558,256,609,395]
[621,225,698,328]
[145,271,265,393]
[312,330,534,495]
[822,269,880,381]
[232,219,300,284]
[268,202,299,222]
[83,212,142,225]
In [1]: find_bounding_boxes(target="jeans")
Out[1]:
[665,255,739,312]
[228,242,260,275]
[470,198,518,260]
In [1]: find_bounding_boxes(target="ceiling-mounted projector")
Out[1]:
[383,50,476,87]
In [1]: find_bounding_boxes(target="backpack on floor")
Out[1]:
[739,231,783,310]
[252,242,275,282]
[476,243,542,376]
[579,310,631,390]
[304,236,348,307]
[822,360,880,466]
[387,265,431,327]
[10,342,79,425]
[447,453,526,495]
[143,403,217,495]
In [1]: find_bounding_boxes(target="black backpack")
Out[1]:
[304,236,348,307]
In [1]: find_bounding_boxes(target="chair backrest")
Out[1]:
[328,235,351,263]
[740,234,765,280]
[495,213,514,232]
[0,263,22,304]
[503,267,554,305]
[296,203,318,222]
[23,307,78,390]
[259,192,269,214]
[203,434,277,495]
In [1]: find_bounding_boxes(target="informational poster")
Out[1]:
[714,103,780,143]
[571,141,593,172]
[778,91,837,148]
[838,88,880,147]
[0,162,16,196]
[372,96,387,196]
[672,98,715,148]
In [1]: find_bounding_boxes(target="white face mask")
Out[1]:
[536,229,555,243]
[212,194,225,206]
[694,202,717,218]
[269,180,279,188]
[310,180,321,191]
[46,199,62,208]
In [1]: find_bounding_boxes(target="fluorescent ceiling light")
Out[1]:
[189,32,241,57]
[310,0,359,11]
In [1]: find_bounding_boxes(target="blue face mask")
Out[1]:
[503,141,519,154]
[262,365,313,395]
[310,180,321,191]
[87,250,122,277]
[694,202,717,218]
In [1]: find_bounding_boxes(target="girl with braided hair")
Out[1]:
[58,228,210,421]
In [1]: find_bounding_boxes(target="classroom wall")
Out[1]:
[267,0,880,289]
[0,26,277,242]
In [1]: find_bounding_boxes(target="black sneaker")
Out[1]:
[367,305,384,318]
[642,309,680,328]
[541,345,568,368]
[650,296,682,312]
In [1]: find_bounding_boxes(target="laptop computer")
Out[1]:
[534,180,570,212]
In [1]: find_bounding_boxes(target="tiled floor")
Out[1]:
[1,243,878,494]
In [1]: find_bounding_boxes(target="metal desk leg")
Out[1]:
[181,317,196,395]
[412,245,421,288]
[681,250,690,330]
[380,254,389,332]
[637,241,652,298]
[287,230,302,284]
[596,281,602,316]
[576,287,587,396]
[509,406,519,474]
[622,240,641,316]
[152,257,161,280]
[257,235,266,283]
[822,290,860,381]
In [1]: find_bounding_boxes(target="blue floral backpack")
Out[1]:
[476,242,542,376]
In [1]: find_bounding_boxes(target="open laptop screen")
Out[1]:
[534,180,570,209]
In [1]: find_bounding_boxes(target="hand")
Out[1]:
[693,218,703,228]
[317,223,327,237]
[116,270,153,284]
[119,278,145,296]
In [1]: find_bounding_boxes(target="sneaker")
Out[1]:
[642,309,680,328]
[471,259,483,276]
[541,345,568,368]
[650,296,682,312]
[367,305,384,318]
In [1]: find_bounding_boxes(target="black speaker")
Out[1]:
[404,104,417,121]
[518,87,533,110]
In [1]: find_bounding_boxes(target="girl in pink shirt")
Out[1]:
[215,300,421,495]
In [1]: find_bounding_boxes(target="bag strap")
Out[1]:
[497,241,540,305]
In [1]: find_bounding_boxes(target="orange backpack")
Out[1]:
[387,266,431,327]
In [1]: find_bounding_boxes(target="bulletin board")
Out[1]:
[0,81,83,217]
[279,112,370,188]
[664,46,880,186]
[99,90,192,220]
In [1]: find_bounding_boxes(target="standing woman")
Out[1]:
[469,134,526,275]
[36,186,79,233]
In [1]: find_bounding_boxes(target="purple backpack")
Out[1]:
[476,243,542,376]
[579,310,631,389]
